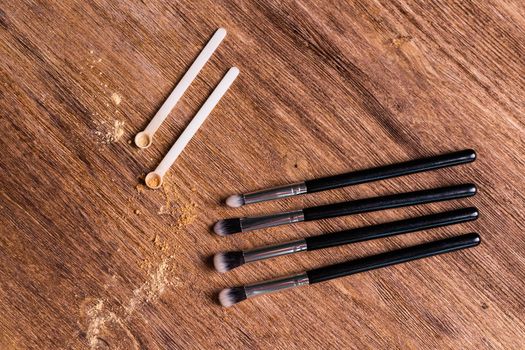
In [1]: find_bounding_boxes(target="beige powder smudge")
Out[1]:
[135,184,145,194]
[83,258,178,348]
[93,119,125,144]
[158,176,197,223]
[85,300,138,350]
[131,175,197,261]
[391,35,412,48]
[112,120,125,140]
[111,93,122,106]
[125,258,177,314]
[81,177,194,347]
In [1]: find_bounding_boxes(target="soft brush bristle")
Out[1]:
[219,287,247,307]
[213,218,242,236]
[226,194,244,208]
[213,251,245,273]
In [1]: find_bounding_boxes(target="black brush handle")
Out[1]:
[302,184,476,221]
[305,207,479,250]
[307,232,480,284]
[305,149,476,193]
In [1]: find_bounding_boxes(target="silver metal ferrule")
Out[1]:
[244,272,310,299]
[243,239,307,263]
[243,182,307,205]
[240,210,305,232]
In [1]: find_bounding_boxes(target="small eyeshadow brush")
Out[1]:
[214,183,477,235]
[226,149,476,207]
[218,232,481,307]
[213,207,478,272]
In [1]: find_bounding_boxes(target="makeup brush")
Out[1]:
[225,149,476,207]
[218,232,480,307]
[213,207,478,272]
[214,183,477,236]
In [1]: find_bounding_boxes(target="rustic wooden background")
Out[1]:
[1,0,524,349]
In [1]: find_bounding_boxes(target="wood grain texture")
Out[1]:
[1,0,524,349]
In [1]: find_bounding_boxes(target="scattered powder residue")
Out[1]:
[111,92,122,105]
[152,235,160,245]
[158,176,197,224]
[135,184,145,194]
[112,120,125,140]
[93,119,125,144]
[391,35,412,48]
[83,51,126,148]
[82,50,192,346]
[80,177,195,347]
[131,174,198,270]
[125,258,178,314]
[82,257,179,348]
[151,234,171,254]
[157,176,179,215]
[84,299,138,350]
[86,300,115,348]
[174,203,197,229]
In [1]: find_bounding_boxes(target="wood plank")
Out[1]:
[0,0,524,348]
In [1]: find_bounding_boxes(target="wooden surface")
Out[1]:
[1,1,524,349]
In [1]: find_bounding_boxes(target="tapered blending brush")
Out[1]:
[214,183,477,236]
[226,149,476,207]
[213,207,479,272]
[218,232,481,307]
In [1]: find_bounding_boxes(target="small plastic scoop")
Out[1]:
[135,28,227,149]
[145,67,240,189]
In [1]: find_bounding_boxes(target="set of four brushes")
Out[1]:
[214,150,480,307]
[134,28,480,308]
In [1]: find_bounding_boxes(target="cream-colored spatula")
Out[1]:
[145,67,239,189]
[135,28,227,149]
